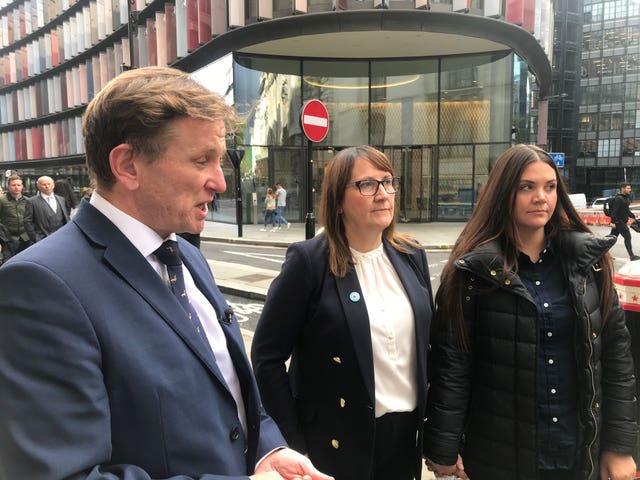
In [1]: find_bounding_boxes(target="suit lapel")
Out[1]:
[73,203,230,391]
[335,271,375,405]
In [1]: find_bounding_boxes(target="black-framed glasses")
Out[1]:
[346,176,400,196]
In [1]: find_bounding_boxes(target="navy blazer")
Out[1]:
[251,234,433,480]
[0,201,285,480]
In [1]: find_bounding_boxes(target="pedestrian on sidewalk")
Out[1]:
[424,144,637,480]
[609,183,640,261]
[261,187,278,232]
[252,145,434,480]
[0,66,332,480]
[275,182,290,229]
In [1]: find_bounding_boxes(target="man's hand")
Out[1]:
[252,448,334,480]
[600,451,636,480]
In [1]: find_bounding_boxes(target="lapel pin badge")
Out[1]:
[349,292,360,302]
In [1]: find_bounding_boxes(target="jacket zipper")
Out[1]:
[583,276,597,479]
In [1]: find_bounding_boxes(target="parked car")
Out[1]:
[591,197,608,210]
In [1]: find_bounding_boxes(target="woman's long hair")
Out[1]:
[318,145,416,277]
[437,144,614,349]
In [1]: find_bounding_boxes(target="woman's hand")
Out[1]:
[600,451,636,480]
[426,454,469,479]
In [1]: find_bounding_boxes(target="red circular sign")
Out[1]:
[301,99,329,142]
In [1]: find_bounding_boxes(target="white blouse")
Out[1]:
[350,244,418,418]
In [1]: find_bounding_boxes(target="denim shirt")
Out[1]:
[518,243,578,470]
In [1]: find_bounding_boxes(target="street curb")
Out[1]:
[202,235,453,251]
[219,284,267,302]
[201,235,290,248]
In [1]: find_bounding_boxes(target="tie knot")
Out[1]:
[154,240,182,267]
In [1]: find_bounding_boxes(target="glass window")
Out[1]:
[303,59,369,146]
[370,59,438,146]
[440,52,512,144]
[233,55,302,147]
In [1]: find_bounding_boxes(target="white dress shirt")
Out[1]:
[351,244,418,417]
[42,192,57,213]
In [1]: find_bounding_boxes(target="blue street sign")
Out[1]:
[549,152,565,167]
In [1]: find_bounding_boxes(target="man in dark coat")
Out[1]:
[609,183,639,261]
[0,174,31,259]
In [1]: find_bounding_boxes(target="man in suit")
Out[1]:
[23,175,70,242]
[0,67,332,480]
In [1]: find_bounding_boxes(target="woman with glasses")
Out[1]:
[251,145,434,480]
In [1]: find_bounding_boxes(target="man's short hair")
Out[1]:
[7,174,21,184]
[82,66,238,190]
[621,182,632,189]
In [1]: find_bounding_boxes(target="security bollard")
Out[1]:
[613,262,640,476]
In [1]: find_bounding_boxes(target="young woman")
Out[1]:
[424,144,637,480]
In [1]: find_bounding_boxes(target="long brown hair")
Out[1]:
[318,145,417,277]
[437,144,615,349]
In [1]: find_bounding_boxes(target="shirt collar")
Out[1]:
[518,239,555,265]
[89,191,176,258]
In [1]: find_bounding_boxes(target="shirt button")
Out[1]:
[550,388,557,394]
[331,439,340,449]
[548,359,554,365]
[229,427,240,441]
[547,331,553,337]
[543,302,549,308]
[552,417,558,423]
[535,281,541,286]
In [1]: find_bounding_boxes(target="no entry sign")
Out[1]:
[301,99,329,142]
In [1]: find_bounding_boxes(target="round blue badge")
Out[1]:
[349,292,360,302]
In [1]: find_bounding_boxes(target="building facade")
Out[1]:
[576,0,640,198]
[0,0,552,223]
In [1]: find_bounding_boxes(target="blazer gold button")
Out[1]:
[504,279,511,285]
[229,427,240,441]
[339,398,346,408]
[458,259,465,264]
[332,356,341,364]
[490,270,497,276]
[592,332,597,339]
[331,439,339,449]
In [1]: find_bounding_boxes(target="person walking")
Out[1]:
[252,145,434,480]
[261,187,278,232]
[0,174,31,260]
[275,182,290,229]
[424,144,637,480]
[609,183,640,261]
[54,178,78,217]
[0,66,332,480]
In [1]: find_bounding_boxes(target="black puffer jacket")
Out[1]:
[424,231,637,480]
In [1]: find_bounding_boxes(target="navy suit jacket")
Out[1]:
[251,235,433,480]
[0,201,285,480]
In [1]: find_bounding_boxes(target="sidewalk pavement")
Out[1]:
[201,220,466,300]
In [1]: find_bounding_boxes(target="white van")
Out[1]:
[568,193,587,209]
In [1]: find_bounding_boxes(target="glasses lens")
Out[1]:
[381,177,399,194]
[359,180,378,195]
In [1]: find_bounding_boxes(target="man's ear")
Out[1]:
[109,144,140,191]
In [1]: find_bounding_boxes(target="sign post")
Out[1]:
[227,149,245,238]
[300,100,329,240]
